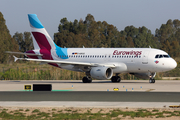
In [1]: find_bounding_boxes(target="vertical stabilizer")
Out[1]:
[28,14,56,51]
[27,14,68,61]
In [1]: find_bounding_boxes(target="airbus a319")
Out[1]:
[7,14,177,83]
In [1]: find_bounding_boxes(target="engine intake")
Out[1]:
[90,67,113,80]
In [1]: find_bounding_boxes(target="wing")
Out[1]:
[13,56,116,68]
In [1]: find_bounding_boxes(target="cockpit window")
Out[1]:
[163,55,169,58]
[155,55,159,58]
[159,55,163,58]
[155,54,170,58]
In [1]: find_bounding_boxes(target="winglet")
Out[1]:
[13,55,18,62]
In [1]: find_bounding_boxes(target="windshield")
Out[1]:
[155,54,170,58]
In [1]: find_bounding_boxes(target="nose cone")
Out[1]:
[169,59,177,70]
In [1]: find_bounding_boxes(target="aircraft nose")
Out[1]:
[169,59,177,69]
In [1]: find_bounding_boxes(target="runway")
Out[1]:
[0,80,180,108]
[0,91,180,102]
[0,80,180,92]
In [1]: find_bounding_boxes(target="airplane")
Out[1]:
[7,14,177,83]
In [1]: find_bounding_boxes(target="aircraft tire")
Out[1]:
[117,76,121,82]
[82,77,92,83]
[149,79,155,83]
[87,77,92,83]
[111,76,116,82]
[149,79,152,83]
[111,76,121,83]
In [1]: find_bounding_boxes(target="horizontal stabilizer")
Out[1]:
[13,55,18,62]
[5,51,43,56]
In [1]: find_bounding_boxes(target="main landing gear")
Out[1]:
[111,74,121,83]
[82,76,92,83]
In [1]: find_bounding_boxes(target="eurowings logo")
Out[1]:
[154,60,159,64]
[113,50,142,56]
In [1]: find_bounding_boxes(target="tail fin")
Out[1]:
[28,14,56,51]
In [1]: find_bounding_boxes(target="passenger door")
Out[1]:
[142,50,150,64]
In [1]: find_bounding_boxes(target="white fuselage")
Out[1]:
[51,48,177,74]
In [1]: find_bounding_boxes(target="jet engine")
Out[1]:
[90,67,113,80]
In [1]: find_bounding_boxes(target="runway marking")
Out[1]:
[14,89,73,91]
[169,105,180,108]
[52,90,73,91]
[146,89,155,92]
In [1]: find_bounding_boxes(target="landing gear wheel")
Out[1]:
[82,76,92,83]
[111,76,121,83]
[149,79,152,83]
[149,78,155,83]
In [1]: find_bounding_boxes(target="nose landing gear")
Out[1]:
[149,72,156,83]
[149,78,155,83]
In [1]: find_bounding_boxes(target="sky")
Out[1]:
[1,0,180,38]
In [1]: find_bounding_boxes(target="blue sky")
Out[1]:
[1,0,180,38]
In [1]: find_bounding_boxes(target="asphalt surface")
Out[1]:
[1,80,180,92]
[0,91,180,102]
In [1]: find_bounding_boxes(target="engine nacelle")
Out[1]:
[90,67,113,80]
